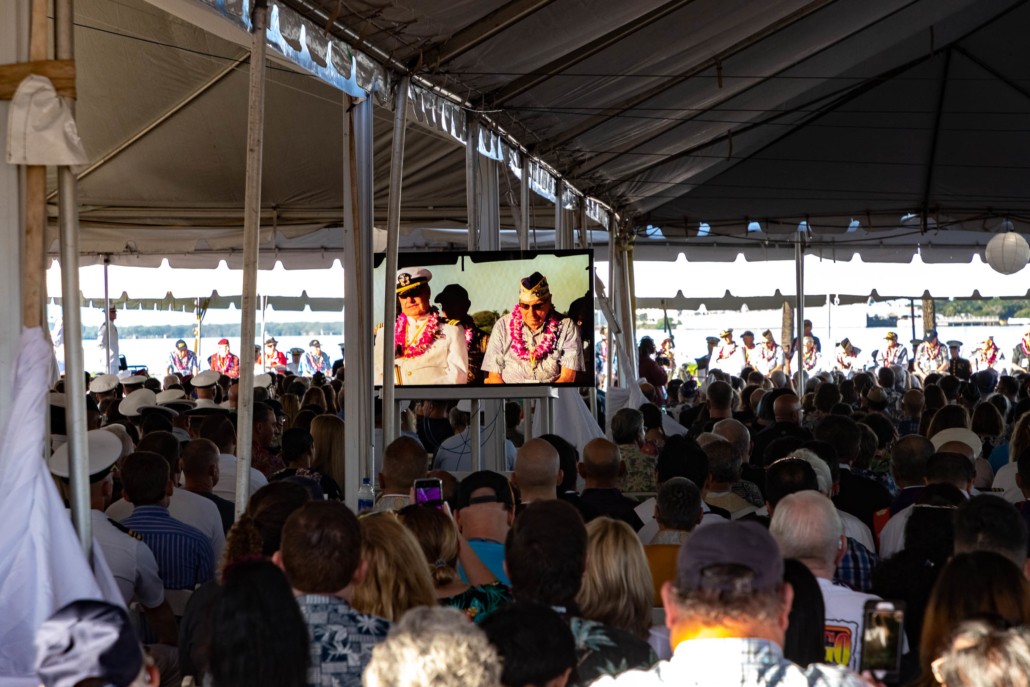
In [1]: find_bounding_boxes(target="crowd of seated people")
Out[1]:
[36,351,1030,687]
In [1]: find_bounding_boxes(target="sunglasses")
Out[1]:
[519,302,548,312]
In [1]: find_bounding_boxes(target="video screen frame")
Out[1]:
[372,249,594,389]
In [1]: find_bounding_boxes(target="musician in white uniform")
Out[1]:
[375,268,469,385]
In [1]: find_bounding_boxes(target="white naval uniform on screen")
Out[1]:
[374,318,469,385]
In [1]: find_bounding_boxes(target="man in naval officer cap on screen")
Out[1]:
[374,268,469,385]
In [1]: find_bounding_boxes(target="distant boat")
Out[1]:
[866,314,898,327]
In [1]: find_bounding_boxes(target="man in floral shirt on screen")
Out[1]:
[483,272,582,384]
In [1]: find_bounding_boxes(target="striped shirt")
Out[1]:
[122,505,214,591]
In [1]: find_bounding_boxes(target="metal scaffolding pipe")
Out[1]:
[381,75,411,449]
[794,235,806,393]
[56,0,90,556]
[235,1,268,518]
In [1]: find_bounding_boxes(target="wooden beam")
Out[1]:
[0,59,76,100]
[23,0,49,329]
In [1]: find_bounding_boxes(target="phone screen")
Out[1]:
[414,479,444,509]
[860,601,905,676]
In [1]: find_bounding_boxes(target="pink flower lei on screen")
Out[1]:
[510,304,559,368]
[395,312,440,358]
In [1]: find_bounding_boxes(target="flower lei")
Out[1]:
[803,349,818,370]
[717,343,737,361]
[464,326,474,346]
[510,304,559,368]
[395,312,440,358]
[979,343,998,367]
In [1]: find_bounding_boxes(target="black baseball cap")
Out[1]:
[456,470,516,510]
[676,521,783,594]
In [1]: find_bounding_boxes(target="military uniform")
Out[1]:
[374,316,469,385]
[93,510,165,608]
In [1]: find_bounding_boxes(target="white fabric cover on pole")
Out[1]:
[529,387,603,456]
[0,328,113,676]
[5,75,88,166]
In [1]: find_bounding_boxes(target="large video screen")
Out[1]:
[372,249,594,388]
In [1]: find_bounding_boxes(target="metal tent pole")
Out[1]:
[381,75,410,450]
[56,0,90,556]
[464,118,482,470]
[102,256,110,372]
[794,235,806,393]
[342,94,376,505]
[235,0,268,518]
[260,294,267,371]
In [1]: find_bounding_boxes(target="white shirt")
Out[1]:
[212,453,268,504]
[993,462,1021,500]
[107,486,225,561]
[91,510,164,608]
[431,428,516,472]
[877,504,912,558]
[840,510,875,552]
[818,577,882,672]
[374,317,469,385]
[97,321,119,374]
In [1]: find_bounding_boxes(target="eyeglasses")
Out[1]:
[519,302,548,312]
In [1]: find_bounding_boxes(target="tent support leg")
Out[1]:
[794,234,805,392]
[56,0,91,557]
[235,0,268,518]
[342,94,375,506]
[381,75,410,451]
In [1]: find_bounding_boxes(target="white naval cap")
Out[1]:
[192,370,220,388]
[49,429,122,480]
[89,374,119,394]
[156,389,186,404]
[118,389,157,418]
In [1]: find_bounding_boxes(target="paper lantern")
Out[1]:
[985,231,1030,275]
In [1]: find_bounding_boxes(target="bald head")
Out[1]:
[712,418,751,464]
[513,438,561,497]
[380,436,428,493]
[580,438,622,486]
[773,394,801,424]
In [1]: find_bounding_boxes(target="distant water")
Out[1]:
[68,335,345,375]
[61,308,1028,376]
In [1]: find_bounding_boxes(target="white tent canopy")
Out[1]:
[41,0,1030,267]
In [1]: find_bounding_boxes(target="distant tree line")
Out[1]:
[78,322,345,339]
[937,298,1030,320]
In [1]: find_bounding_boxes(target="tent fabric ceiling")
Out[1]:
[52,0,1030,266]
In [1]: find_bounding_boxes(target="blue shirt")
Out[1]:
[458,538,510,586]
[122,505,214,590]
[297,594,390,687]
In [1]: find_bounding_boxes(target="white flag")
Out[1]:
[0,328,106,677]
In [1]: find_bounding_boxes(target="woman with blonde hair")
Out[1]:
[279,393,300,430]
[577,517,654,640]
[351,513,437,622]
[398,504,510,623]
[300,387,326,412]
[310,414,345,491]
